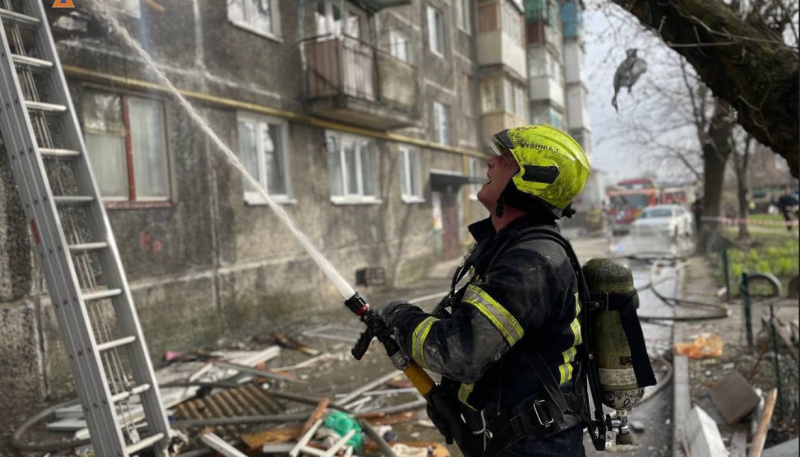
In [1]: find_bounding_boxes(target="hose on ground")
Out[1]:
[639,355,673,405]
[637,259,730,322]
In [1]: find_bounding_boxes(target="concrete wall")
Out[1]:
[0,0,490,419]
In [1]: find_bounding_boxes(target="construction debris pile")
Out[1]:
[14,329,451,457]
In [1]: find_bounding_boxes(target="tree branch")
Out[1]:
[611,0,799,177]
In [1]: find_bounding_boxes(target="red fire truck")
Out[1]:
[607,178,660,234]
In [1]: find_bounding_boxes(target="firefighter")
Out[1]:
[381,126,590,456]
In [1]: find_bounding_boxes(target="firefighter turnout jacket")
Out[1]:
[388,214,584,420]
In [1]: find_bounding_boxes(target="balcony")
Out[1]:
[481,112,527,148]
[529,76,564,110]
[303,36,418,130]
[476,31,527,81]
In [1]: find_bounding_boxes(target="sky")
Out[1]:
[582,0,699,185]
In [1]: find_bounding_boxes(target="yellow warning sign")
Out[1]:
[52,0,75,8]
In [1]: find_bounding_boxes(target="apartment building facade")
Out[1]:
[524,0,597,227]
[0,0,508,415]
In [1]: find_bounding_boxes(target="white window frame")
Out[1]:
[457,0,471,33]
[389,29,411,63]
[327,131,381,205]
[399,145,425,203]
[432,102,450,145]
[427,5,445,57]
[228,0,282,42]
[237,113,294,205]
[468,157,483,200]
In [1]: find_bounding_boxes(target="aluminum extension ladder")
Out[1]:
[0,2,170,455]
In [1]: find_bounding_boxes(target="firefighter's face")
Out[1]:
[478,150,519,213]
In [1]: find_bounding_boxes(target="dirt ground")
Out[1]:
[675,258,799,451]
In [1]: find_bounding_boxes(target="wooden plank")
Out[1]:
[241,426,302,450]
[748,389,778,457]
[297,398,330,440]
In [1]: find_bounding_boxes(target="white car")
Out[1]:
[631,205,693,238]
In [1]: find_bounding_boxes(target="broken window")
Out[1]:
[228,0,282,39]
[315,1,366,39]
[237,113,291,204]
[326,131,378,203]
[83,90,169,202]
[399,145,423,201]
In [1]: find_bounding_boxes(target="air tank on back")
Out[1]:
[582,258,644,445]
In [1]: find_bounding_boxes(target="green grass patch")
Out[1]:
[712,237,799,295]
[748,213,785,222]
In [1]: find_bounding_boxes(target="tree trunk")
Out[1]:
[611,0,799,178]
[700,99,734,251]
[734,136,752,239]
[736,179,749,238]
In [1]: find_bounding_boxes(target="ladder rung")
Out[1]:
[12,54,52,71]
[25,101,66,113]
[126,433,166,455]
[39,147,80,158]
[82,288,122,302]
[0,8,40,27]
[96,336,136,352]
[110,383,151,403]
[54,195,94,205]
[68,242,108,253]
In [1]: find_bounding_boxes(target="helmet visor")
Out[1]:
[490,129,514,156]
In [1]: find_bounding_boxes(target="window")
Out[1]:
[461,74,472,115]
[237,114,291,204]
[527,48,561,82]
[315,0,365,38]
[481,78,503,113]
[531,104,564,130]
[389,29,411,63]
[326,132,378,203]
[501,0,522,45]
[468,157,484,200]
[514,84,527,120]
[228,0,281,40]
[432,102,450,145]
[83,90,169,202]
[399,146,424,202]
[427,5,445,56]
[457,0,471,33]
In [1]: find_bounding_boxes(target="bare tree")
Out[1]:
[731,129,753,238]
[609,0,799,178]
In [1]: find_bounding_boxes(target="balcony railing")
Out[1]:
[303,35,418,129]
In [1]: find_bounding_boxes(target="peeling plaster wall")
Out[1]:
[0,0,488,420]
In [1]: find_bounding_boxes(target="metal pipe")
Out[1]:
[338,371,403,404]
[742,273,754,347]
[769,305,783,420]
[359,419,397,457]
